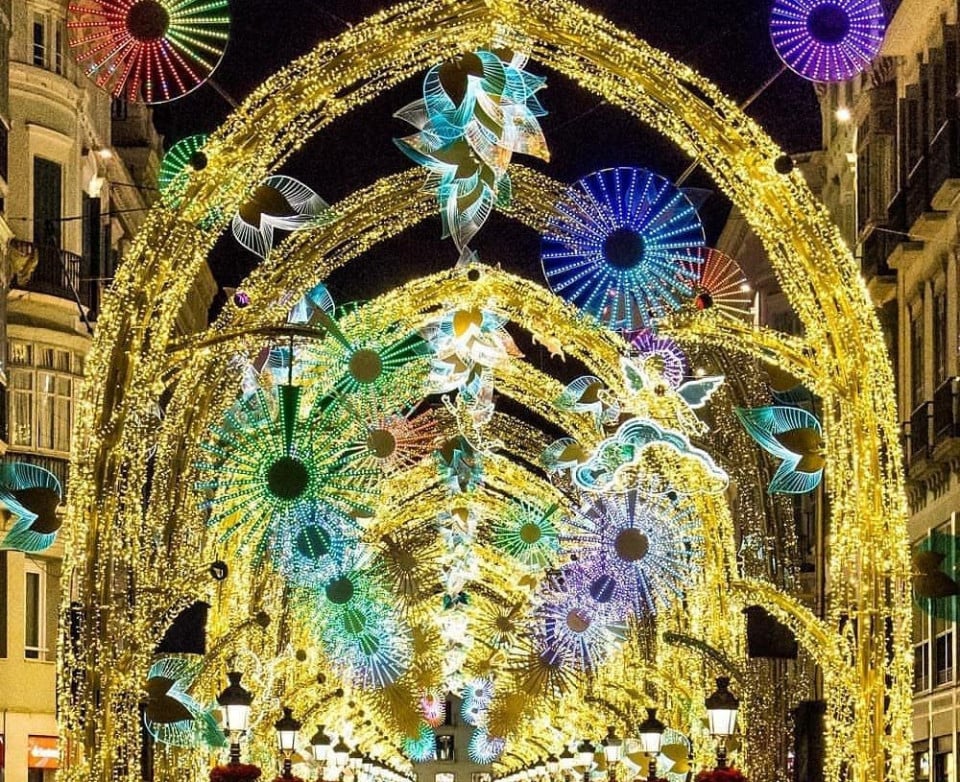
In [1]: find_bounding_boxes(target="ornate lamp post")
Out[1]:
[575,740,595,782]
[218,671,253,765]
[310,725,333,780]
[332,738,351,780]
[637,709,665,782]
[546,754,561,782]
[559,747,576,782]
[601,727,622,782]
[275,706,302,779]
[705,677,739,769]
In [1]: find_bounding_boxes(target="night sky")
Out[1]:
[152,0,823,298]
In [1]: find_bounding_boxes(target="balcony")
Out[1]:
[9,239,96,315]
[932,378,960,462]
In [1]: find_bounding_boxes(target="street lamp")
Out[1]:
[705,677,739,769]
[310,725,333,779]
[332,738,351,770]
[275,706,302,779]
[217,671,253,765]
[637,709,665,781]
[601,728,621,782]
[348,748,364,775]
[546,754,561,781]
[575,740,595,782]
[559,746,575,781]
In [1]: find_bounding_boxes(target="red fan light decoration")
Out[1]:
[682,247,753,320]
[67,0,230,104]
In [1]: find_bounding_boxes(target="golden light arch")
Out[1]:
[59,2,910,782]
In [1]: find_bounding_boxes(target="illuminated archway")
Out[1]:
[59,3,909,782]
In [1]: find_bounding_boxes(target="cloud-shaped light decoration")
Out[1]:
[144,657,225,748]
[735,405,825,494]
[395,49,549,250]
[770,0,885,83]
[232,176,330,259]
[0,463,63,553]
[573,417,728,496]
[542,167,705,331]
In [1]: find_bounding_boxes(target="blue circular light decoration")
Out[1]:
[770,0,885,83]
[542,167,705,332]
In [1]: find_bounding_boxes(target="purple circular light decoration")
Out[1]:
[233,290,251,308]
[629,330,688,389]
[770,0,886,83]
[562,492,701,619]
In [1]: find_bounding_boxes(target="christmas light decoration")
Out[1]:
[232,176,330,259]
[158,135,209,208]
[542,167,705,331]
[629,331,688,390]
[769,0,886,83]
[562,492,701,620]
[67,0,229,103]
[403,723,437,762]
[0,462,63,553]
[395,49,549,250]
[468,729,506,763]
[491,499,561,569]
[734,405,825,494]
[682,248,753,319]
[143,657,225,748]
[57,2,913,781]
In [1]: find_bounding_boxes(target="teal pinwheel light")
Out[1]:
[542,167,705,332]
[491,499,561,569]
[735,405,825,494]
[913,531,960,623]
[395,49,549,251]
[0,462,63,553]
[403,722,438,762]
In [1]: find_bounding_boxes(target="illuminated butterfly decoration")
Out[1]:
[541,437,590,477]
[144,657,226,748]
[620,356,724,435]
[436,435,484,494]
[0,463,63,553]
[734,405,825,494]
[555,376,620,430]
[232,175,331,259]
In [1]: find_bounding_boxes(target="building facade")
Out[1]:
[0,3,215,782]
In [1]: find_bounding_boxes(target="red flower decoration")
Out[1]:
[210,764,263,782]
[694,768,748,782]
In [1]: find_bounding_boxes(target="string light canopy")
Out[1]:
[67,0,230,103]
[769,0,886,83]
[542,167,705,332]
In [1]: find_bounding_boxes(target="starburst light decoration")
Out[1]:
[491,499,561,568]
[268,501,359,587]
[563,492,701,619]
[195,387,377,555]
[419,693,446,727]
[395,49,549,250]
[403,722,438,762]
[770,0,886,82]
[468,729,506,763]
[158,135,209,208]
[67,0,229,103]
[542,167,705,331]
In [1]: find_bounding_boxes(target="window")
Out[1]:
[916,641,931,691]
[912,306,925,408]
[936,630,953,685]
[32,15,46,67]
[54,20,65,75]
[33,158,62,249]
[8,342,82,454]
[934,737,954,782]
[24,562,45,660]
[934,290,948,386]
[917,746,931,781]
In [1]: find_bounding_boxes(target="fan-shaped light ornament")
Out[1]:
[563,492,701,620]
[468,730,506,763]
[144,657,225,748]
[395,49,549,251]
[682,247,753,319]
[67,0,229,103]
[0,463,63,553]
[734,405,825,493]
[629,331,688,390]
[344,409,440,475]
[232,176,330,259]
[158,134,208,208]
[555,376,620,430]
[542,167,705,332]
[491,500,561,569]
[913,532,960,622]
[770,0,886,83]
